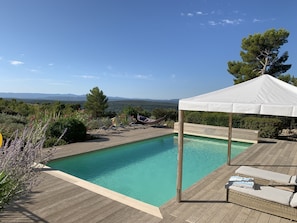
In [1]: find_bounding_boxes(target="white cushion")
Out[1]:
[290,175,297,184]
[229,185,293,206]
[290,193,297,207]
[235,166,293,184]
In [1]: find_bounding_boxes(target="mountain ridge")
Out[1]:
[0,92,178,103]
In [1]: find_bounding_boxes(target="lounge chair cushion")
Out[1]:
[228,185,293,206]
[290,193,297,207]
[235,166,293,185]
[292,175,297,184]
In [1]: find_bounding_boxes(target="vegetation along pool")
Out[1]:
[48,134,251,206]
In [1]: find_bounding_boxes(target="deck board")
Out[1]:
[1,127,297,222]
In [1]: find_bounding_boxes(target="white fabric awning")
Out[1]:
[177,74,297,202]
[179,75,297,117]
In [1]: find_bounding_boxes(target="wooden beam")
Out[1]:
[227,113,233,165]
[177,110,184,202]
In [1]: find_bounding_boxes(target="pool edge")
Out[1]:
[40,164,163,219]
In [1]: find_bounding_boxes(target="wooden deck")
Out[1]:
[1,127,297,223]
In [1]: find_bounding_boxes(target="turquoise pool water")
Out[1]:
[48,134,251,206]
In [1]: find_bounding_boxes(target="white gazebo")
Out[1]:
[176,74,297,201]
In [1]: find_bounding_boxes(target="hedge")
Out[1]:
[184,111,283,138]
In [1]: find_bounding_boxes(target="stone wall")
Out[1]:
[174,122,258,143]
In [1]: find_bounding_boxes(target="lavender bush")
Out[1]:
[0,122,62,210]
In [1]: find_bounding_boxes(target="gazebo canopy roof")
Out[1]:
[179,74,297,117]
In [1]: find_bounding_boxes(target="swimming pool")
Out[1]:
[48,134,251,207]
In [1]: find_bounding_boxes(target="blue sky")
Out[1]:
[0,0,296,100]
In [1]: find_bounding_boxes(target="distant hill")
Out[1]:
[0,92,135,101]
[0,93,179,111]
[0,92,178,104]
[0,92,86,101]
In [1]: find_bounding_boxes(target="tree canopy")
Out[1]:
[228,28,293,84]
[84,87,108,118]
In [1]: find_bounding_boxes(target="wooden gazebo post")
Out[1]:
[176,110,184,202]
[227,113,233,165]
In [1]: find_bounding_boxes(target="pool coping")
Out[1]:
[41,164,163,219]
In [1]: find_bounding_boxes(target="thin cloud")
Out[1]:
[208,21,217,26]
[183,9,246,18]
[79,75,100,79]
[29,69,39,73]
[103,71,153,80]
[180,12,194,17]
[10,60,24,66]
[253,18,261,23]
[182,9,247,27]
[196,11,208,15]
[3,77,51,83]
[221,18,243,25]
[181,11,208,17]
[252,18,275,23]
[133,74,153,80]
[208,18,243,26]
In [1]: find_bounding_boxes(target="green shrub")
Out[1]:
[201,112,229,126]
[0,113,27,140]
[47,118,86,144]
[98,117,112,129]
[0,171,15,210]
[86,118,101,130]
[152,108,177,122]
[44,137,67,148]
[165,120,175,128]
[185,111,202,123]
[240,116,282,138]
[184,111,241,128]
[72,111,91,126]
[184,111,283,138]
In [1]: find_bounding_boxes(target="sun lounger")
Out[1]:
[235,166,297,187]
[226,184,297,221]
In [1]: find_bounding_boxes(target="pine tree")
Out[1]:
[84,87,108,118]
[228,29,293,84]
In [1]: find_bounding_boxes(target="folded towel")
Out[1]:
[227,175,255,189]
[231,180,254,189]
[229,175,254,182]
